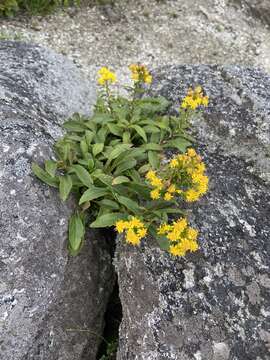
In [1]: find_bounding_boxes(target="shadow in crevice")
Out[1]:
[96,228,122,360]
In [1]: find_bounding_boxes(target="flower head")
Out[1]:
[115,217,147,246]
[97,67,117,86]
[168,148,208,203]
[157,217,199,257]
[150,189,161,200]
[129,64,152,84]
[181,86,208,110]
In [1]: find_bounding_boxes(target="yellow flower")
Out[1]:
[150,189,160,200]
[169,244,186,257]
[167,184,176,193]
[189,240,199,252]
[97,67,117,85]
[116,217,147,246]
[176,189,183,194]
[146,170,156,180]
[126,229,140,245]
[146,170,163,189]
[157,223,173,235]
[137,228,147,238]
[196,162,206,174]
[185,189,200,202]
[115,220,127,233]
[164,192,173,201]
[186,227,198,241]
[202,96,209,106]
[187,148,197,157]
[151,177,163,188]
[166,231,178,242]
[169,158,179,168]
[169,239,198,257]
[181,86,208,110]
[129,64,152,84]
[173,218,187,233]
[129,217,144,228]
[157,218,199,256]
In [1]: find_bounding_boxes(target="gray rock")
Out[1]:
[115,65,270,360]
[233,0,270,26]
[0,41,114,360]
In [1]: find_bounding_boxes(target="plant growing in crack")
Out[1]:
[32,64,209,257]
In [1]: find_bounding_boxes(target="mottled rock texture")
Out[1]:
[0,41,114,360]
[115,65,270,360]
[233,0,270,26]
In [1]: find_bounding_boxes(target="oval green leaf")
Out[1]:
[90,212,126,228]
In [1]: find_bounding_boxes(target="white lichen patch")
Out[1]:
[239,219,256,237]
[183,267,195,289]
[213,342,230,360]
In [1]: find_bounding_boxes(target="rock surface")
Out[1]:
[115,65,270,360]
[0,41,113,360]
[233,0,270,26]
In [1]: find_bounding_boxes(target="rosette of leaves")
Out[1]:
[32,85,194,254]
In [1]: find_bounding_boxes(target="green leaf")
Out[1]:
[32,163,59,188]
[98,199,120,210]
[90,212,126,228]
[114,159,137,176]
[112,148,145,168]
[130,125,147,142]
[92,113,113,124]
[59,175,73,201]
[142,143,162,151]
[85,130,95,145]
[138,163,151,174]
[122,131,130,144]
[80,139,88,156]
[70,164,93,187]
[68,213,85,255]
[63,120,86,132]
[125,182,150,199]
[107,123,123,136]
[107,144,132,164]
[164,138,192,152]
[143,125,160,133]
[96,127,108,143]
[148,151,160,169]
[92,143,104,156]
[127,169,141,182]
[150,132,160,143]
[79,187,108,204]
[156,236,170,251]
[112,176,130,185]
[45,160,57,177]
[91,170,113,186]
[116,195,141,213]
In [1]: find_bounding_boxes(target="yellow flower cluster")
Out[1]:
[146,149,208,203]
[146,170,164,199]
[115,217,147,246]
[169,148,208,202]
[97,67,117,86]
[181,86,209,110]
[146,170,175,201]
[158,218,199,256]
[129,64,152,84]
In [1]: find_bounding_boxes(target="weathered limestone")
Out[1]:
[0,41,114,360]
[115,65,270,360]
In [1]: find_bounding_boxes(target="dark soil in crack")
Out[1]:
[96,228,122,360]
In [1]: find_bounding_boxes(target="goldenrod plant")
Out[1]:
[32,64,209,257]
